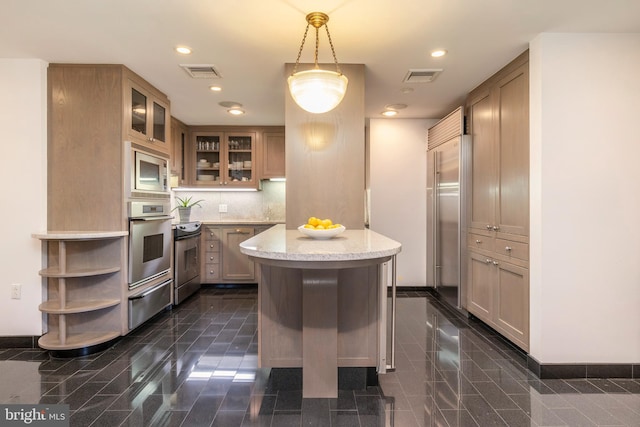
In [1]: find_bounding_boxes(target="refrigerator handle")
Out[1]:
[433,151,440,289]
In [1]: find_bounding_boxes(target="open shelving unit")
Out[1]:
[33,231,128,353]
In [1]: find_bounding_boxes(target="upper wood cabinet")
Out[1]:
[467,52,529,238]
[170,116,189,187]
[125,73,171,154]
[261,131,285,179]
[189,130,258,189]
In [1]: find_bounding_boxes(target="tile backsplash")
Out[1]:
[172,181,285,222]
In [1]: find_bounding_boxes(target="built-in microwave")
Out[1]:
[128,143,169,198]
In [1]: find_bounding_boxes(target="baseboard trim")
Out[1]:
[0,336,40,349]
[527,356,639,379]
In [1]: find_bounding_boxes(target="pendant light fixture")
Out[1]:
[288,12,348,114]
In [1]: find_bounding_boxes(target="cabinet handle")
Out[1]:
[486,225,492,230]
[505,246,512,251]
[209,270,215,274]
[485,259,492,264]
[210,244,215,249]
[493,226,500,231]
[475,239,482,244]
[148,137,155,142]
[209,256,215,261]
[492,261,499,266]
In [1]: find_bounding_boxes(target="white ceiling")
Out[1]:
[2,0,639,126]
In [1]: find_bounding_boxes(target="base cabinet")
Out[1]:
[201,224,273,284]
[222,227,256,281]
[467,250,529,350]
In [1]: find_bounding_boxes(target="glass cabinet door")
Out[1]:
[225,133,254,186]
[152,101,166,143]
[131,88,147,136]
[195,134,222,185]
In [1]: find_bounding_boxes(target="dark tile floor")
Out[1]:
[1,286,639,426]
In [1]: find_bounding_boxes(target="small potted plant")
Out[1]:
[173,196,204,223]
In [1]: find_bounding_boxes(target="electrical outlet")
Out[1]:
[219,204,228,213]
[10,284,21,299]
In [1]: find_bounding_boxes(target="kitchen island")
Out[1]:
[239,224,401,398]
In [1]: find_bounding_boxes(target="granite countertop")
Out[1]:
[239,224,401,262]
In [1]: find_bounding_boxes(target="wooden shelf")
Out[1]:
[38,331,120,350]
[38,265,120,278]
[39,299,120,314]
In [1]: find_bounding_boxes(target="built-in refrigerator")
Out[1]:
[426,108,469,310]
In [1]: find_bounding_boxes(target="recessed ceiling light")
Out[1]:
[176,46,192,55]
[385,103,407,110]
[382,110,398,117]
[228,108,245,116]
[431,49,447,58]
[209,85,222,92]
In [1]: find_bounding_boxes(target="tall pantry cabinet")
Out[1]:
[39,64,171,353]
[465,51,530,351]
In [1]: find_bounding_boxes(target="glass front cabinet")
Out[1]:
[126,76,171,154]
[191,131,257,188]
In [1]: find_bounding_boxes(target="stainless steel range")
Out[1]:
[174,221,202,304]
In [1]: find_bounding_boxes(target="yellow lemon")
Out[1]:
[304,224,314,229]
[308,217,320,227]
[315,225,325,230]
[321,219,333,228]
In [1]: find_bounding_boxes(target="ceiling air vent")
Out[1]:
[403,69,442,83]
[180,64,222,79]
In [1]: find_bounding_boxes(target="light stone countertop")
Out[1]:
[239,224,401,263]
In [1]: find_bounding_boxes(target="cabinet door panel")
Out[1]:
[262,132,285,178]
[222,227,256,281]
[495,262,529,350]
[496,64,529,236]
[467,252,493,322]
[469,93,495,232]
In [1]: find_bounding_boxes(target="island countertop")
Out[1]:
[239,223,401,263]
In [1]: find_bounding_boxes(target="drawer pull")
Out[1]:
[486,225,492,230]
[475,239,482,244]
[492,261,499,266]
[505,246,512,251]
[209,256,215,261]
[485,259,492,264]
[209,270,215,274]
[492,225,500,231]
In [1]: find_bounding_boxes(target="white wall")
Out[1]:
[529,33,640,363]
[0,59,48,336]
[369,118,439,286]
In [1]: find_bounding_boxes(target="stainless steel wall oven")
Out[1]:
[128,200,173,329]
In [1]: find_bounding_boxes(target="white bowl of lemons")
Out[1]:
[298,217,345,239]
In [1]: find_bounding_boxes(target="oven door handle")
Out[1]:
[130,215,174,222]
[129,280,172,300]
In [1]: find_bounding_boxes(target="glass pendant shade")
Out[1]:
[288,69,348,114]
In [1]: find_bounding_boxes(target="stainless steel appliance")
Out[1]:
[128,200,173,329]
[426,135,470,309]
[174,221,202,305]
[126,142,170,199]
[128,201,173,288]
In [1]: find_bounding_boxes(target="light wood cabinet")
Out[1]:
[200,224,272,284]
[33,232,128,352]
[261,131,285,179]
[465,50,530,351]
[125,74,171,154]
[222,227,256,281]
[189,130,258,188]
[201,225,222,283]
[170,116,189,187]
